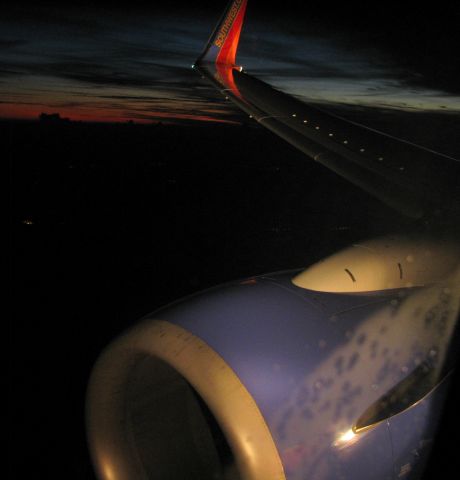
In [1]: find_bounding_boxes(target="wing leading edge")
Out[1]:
[194,0,459,220]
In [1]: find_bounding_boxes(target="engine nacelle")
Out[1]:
[86,237,459,480]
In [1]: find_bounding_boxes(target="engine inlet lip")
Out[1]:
[86,319,286,480]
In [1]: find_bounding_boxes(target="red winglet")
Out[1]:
[196,0,248,66]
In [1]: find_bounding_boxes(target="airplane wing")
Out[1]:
[193,0,459,220]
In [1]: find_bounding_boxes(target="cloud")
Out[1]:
[1,5,459,125]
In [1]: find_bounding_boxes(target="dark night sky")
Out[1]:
[8,2,460,479]
[2,2,459,124]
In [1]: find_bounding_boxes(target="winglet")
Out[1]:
[195,0,248,66]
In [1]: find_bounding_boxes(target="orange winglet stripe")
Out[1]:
[215,63,242,99]
[215,0,248,65]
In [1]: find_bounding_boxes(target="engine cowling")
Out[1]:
[86,237,459,480]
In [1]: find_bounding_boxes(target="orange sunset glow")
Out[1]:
[0,102,241,125]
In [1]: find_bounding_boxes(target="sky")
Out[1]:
[1,2,460,125]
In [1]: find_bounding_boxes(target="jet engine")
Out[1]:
[86,235,459,480]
